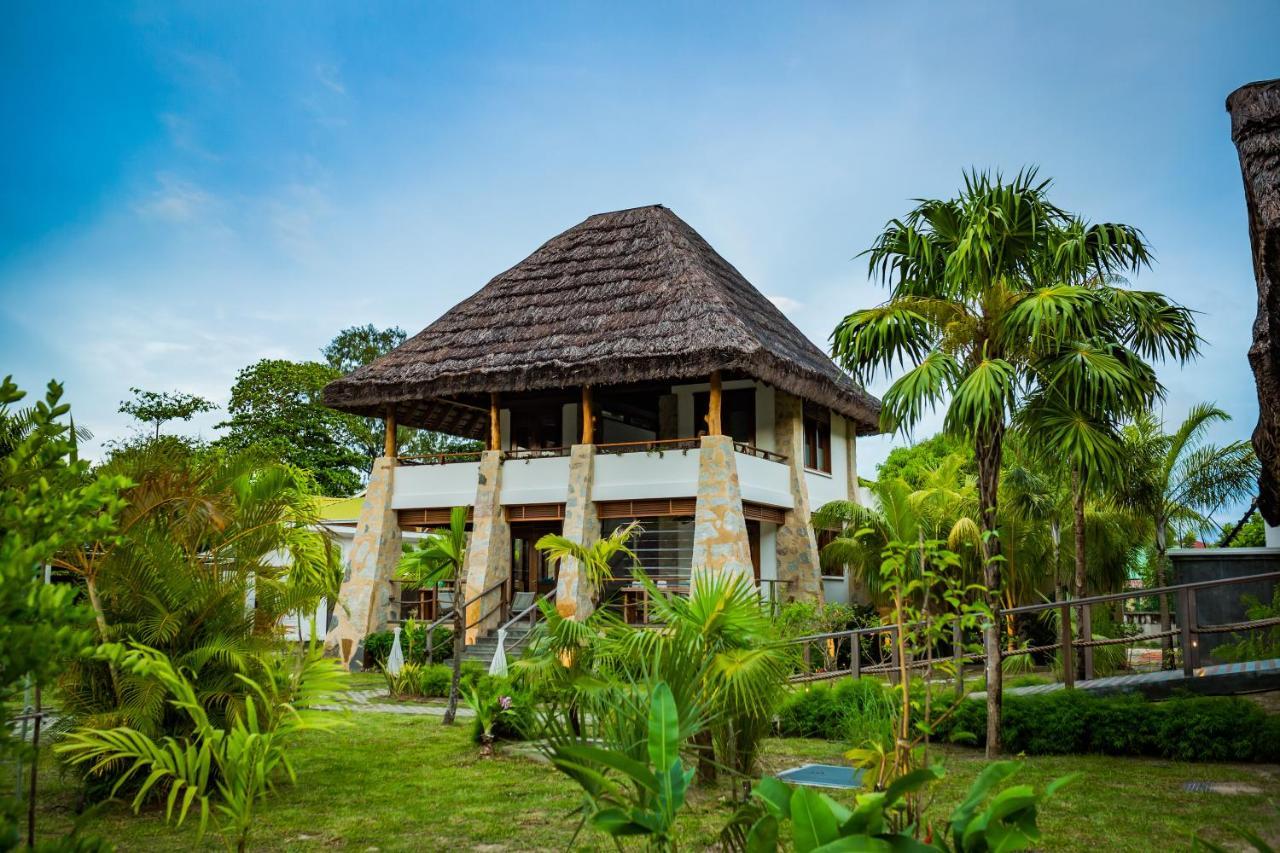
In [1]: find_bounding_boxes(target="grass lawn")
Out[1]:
[29,710,1280,851]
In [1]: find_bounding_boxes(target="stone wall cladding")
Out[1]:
[773,391,824,603]
[325,456,403,670]
[556,444,601,620]
[462,450,511,641]
[692,434,754,580]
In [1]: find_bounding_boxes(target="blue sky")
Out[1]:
[2,2,1277,512]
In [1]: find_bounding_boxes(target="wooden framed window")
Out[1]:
[803,404,831,473]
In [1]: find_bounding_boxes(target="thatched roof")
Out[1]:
[323,205,881,437]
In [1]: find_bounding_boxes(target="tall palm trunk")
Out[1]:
[442,581,463,725]
[975,423,1003,757]
[1072,465,1088,680]
[85,574,121,699]
[1154,523,1174,669]
[1050,519,1064,602]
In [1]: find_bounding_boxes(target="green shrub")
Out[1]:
[363,624,453,668]
[945,690,1277,762]
[776,679,897,744]
[414,664,453,697]
[465,676,536,744]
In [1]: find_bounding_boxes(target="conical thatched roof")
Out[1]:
[323,205,880,437]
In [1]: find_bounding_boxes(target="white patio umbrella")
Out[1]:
[488,627,508,677]
[386,625,405,676]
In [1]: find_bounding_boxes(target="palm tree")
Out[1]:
[1118,405,1259,666]
[831,169,1198,753]
[535,521,641,614]
[398,505,468,724]
[606,571,791,784]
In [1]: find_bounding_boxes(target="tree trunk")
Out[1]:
[442,596,463,725]
[1155,524,1174,669]
[1050,519,1064,602]
[85,574,121,699]
[1072,465,1088,681]
[975,424,1004,757]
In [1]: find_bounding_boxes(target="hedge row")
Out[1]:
[778,681,1279,763]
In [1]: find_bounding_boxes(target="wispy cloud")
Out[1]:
[767,294,802,314]
[132,173,217,222]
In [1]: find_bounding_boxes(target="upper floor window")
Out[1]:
[803,404,831,473]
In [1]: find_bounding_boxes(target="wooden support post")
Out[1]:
[1060,602,1074,689]
[581,385,594,444]
[384,405,397,459]
[489,393,501,451]
[706,370,722,435]
[953,619,964,698]
[1081,603,1094,681]
[1178,587,1195,677]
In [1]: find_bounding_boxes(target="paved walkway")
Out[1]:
[990,657,1280,700]
[315,688,475,717]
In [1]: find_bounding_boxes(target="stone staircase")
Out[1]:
[459,622,537,664]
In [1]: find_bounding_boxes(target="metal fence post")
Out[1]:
[1178,587,1195,677]
[1187,588,1201,671]
[1060,602,1074,689]
[1081,603,1094,681]
[846,631,860,681]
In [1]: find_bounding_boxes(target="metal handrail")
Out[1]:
[494,590,557,659]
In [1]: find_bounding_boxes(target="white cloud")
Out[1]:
[132,173,216,222]
[767,294,802,314]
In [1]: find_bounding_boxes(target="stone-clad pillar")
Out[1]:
[462,450,510,642]
[325,456,403,671]
[773,392,824,603]
[692,434,753,580]
[556,444,601,620]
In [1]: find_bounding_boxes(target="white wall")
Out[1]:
[593,448,701,501]
[392,462,481,509]
[735,452,793,509]
[501,455,571,504]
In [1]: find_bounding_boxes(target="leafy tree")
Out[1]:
[321,323,408,374]
[397,506,469,725]
[831,169,1197,753]
[0,377,127,849]
[1219,507,1267,547]
[1118,404,1259,665]
[216,359,365,496]
[877,432,973,488]
[321,325,480,465]
[536,521,641,614]
[118,387,216,439]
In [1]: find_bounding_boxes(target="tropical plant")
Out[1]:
[1118,404,1260,666]
[606,571,792,783]
[723,760,1074,852]
[54,440,338,742]
[513,599,620,735]
[535,520,641,611]
[832,168,1198,751]
[0,377,128,850]
[1214,589,1280,663]
[397,505,469,724]
[542,681,696,852]
[58,643,347,853]
[462,682,514,757]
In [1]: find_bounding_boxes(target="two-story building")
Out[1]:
[320,204,880,667]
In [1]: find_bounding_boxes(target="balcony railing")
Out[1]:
[396,438,788,465]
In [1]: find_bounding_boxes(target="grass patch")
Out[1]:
[28,711,1280,851]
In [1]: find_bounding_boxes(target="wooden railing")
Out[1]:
[493,590,556,658]
[595,437,701,455]
[733,441,789,463]
[397,450,485,466]
[503,446,572,461]
[464,578,511,635]
[782,569,1280,688]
